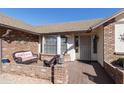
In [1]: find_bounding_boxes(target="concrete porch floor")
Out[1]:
[67,61,115,84]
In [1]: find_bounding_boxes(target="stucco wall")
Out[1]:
[91,26,104,66]
[91,36,97,61]
[0,28,39,63]
[96,27,104,66]
[67,34,76,61]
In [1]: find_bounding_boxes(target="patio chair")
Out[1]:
[43,55,60,67]
[13,51,38,64]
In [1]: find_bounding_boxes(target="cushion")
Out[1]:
[22,56,37,62]
[15,51,33,59]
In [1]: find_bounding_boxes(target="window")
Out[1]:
[93,35,98,54]
[44,35,57,54]
[115,23,124,53]
[61,36,67,54]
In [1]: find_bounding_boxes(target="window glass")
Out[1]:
[44,35,57,54]
[115,23,124,53]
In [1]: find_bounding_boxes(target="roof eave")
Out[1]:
[0,23,40,35]
[91,9,124,29]
[39,29,89,35]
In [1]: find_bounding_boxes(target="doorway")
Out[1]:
[75,35,91,61]
[80,36,91,61]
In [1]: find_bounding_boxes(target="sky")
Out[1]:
[0,8,121,26]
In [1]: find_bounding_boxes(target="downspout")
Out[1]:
[0,29,12,72]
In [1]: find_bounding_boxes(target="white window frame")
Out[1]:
[115,22,124,54]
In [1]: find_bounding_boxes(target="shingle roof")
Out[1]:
[0,13,104,34]
[0,13,36,34]
[35,19,103,34]
[1,10,124,34]
[92,9,124,29]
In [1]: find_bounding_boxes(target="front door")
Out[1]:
[79,36,91,61]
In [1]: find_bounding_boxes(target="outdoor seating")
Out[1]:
[13,51,38,64]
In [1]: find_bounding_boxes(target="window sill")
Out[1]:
[114,52,124,55]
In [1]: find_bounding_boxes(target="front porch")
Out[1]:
[39,32,96,62]
[0,24,107,84]
[67,61,114,84]
[0,60,115,84]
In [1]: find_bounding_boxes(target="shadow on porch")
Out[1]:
[67,61,115,84]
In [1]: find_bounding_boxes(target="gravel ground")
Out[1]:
[0,73,52,84]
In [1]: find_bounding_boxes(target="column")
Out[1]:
[38,35,41,53]
[42,35,45,54]
[57,35,61,55]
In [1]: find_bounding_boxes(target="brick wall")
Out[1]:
[40,54,69,84]
[104,20,124,63]
[104,62,124,84]
[40,54,71,62]
[0,29,39,63]
[104,22,117,63]
[103,20,124,83]
[0,28,69,84]
[2,63,68,84]
[2,64,51,80]
[54,64,68,84]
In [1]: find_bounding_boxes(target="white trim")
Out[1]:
[67,34,76,61]
[42,35,45,54]
[115,23,124,53]
[57,35,61,54]
[38,35,41,53]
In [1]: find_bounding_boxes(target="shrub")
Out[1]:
[116,58,124,68]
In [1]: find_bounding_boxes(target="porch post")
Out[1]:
[57,35,61,55]
[38,35,41,53]
[42,35,45,54]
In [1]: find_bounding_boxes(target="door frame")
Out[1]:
[75,35,91,61]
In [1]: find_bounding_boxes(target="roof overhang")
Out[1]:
[39,29,91,35]
[0,23,40,35]
[91,9,124,29]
